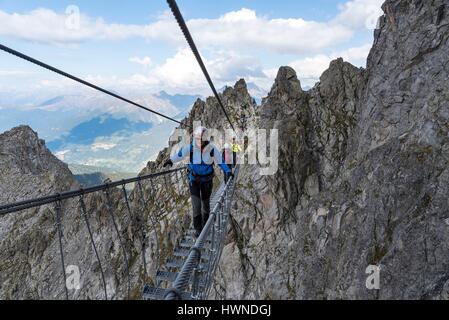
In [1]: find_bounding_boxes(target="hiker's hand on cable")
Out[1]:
[163,159,173,168]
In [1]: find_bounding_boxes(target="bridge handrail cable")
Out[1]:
[0,167,186,215]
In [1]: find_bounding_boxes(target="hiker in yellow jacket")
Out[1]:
[231,137,241,169]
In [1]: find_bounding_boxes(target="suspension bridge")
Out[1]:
[0,166,238,300]
[0,0,239,300]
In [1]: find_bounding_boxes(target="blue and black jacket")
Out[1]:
[171,142,231,183]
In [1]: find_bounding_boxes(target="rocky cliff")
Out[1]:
[1,0,448,300]
[0,126,190,299]
[213,0,449,300]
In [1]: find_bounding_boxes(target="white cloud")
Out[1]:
[0,1,383,95]
[0,70,34,76]
[0,8,161,45]
[91,142,117,151]
[0,6,362,54]
[147,48,265,93]
[150,49,202,91]
[221,8,257,22]
[289,55,334,82]
[55,150,70,161]
[334,0,384,30]
[184,9,354,54]
[8,42,372,97]
[245,43,372,92]
[129,56,152,68]
[244,43,372,91]
[339,43,373,63]
[38,77,74,90]
[96,48,267,96]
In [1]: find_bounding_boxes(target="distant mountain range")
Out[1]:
[0,90,199,173]
[68,163,135,188]
[0,83,267,173]
[157,91,201,115]
[39,96,65,107]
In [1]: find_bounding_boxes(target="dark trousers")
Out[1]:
[189,180,213,234]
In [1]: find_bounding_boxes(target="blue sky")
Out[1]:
[0,0,384,96]
[0,0,342,23]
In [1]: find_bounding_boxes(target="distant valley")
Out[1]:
[0,84,265,173]
[0,89,198,173]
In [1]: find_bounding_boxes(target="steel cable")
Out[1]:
[1,168,186,216]
[136,181,150,281]
[166,0,236,132]
[164,176,236,300]
[137,180,162,288]
[121,183,150,289]
[0,43,185,126]
[104,187,131,299]
[79,195,108,300]
[54,199,69,300]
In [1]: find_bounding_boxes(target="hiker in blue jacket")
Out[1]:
[164,126,233,237]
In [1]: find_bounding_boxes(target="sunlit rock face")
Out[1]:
[213,0,449,300]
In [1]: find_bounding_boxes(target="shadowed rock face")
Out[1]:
[1,0,448,300]
[0,126,79,203]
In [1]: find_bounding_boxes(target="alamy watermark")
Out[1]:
[365,265,381,290]
[66,265,81,291]
[169,121,279,176]
[65,5,81,30]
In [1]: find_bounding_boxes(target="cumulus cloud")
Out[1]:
[0,1,384,95]
[150,49,202,91]
[334,0,384,30]
[120,49,266,95]
[150,49,264,90]
[0,70,35,76]
[55,150,70,161]
[0,8,171,45]
[91,142,117,151]
[339,43,373,63]
[9,43,372,97]
[0,6,362,54]
[184,9,353,54]
[129,56,152,68]
[289,55,334,83]
[32,48,266,96]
